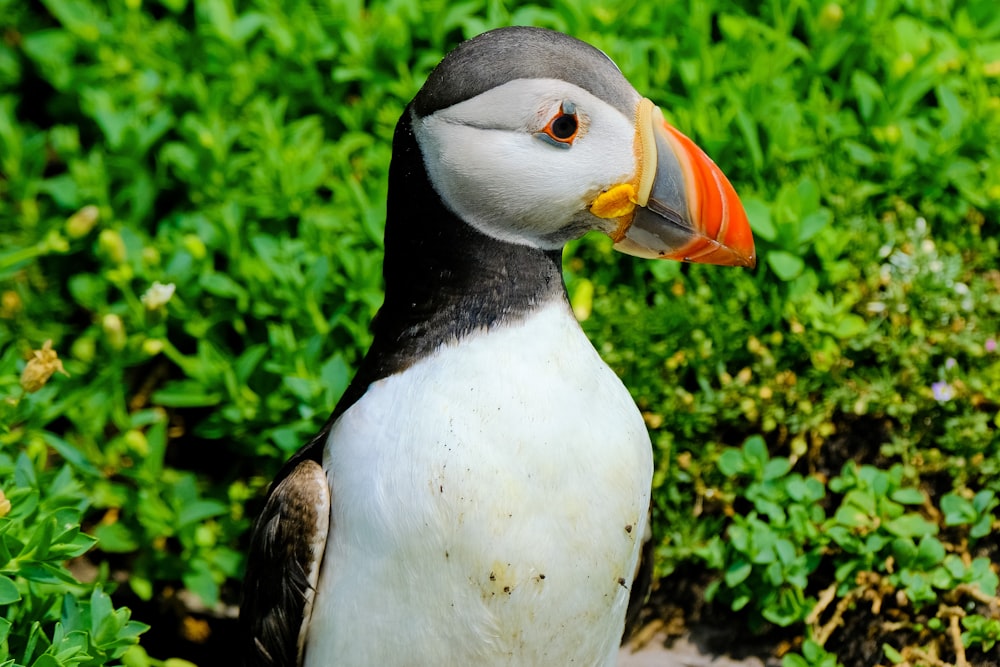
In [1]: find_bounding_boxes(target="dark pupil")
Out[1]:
[551,114,577,139]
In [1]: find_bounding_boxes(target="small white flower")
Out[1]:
[141,282,176,310]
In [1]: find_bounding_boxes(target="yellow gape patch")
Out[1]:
[590,183,639,242]
[590,183,638,219]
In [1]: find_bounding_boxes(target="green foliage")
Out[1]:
[701,437,825,627]
[2,0,999,664]
[0,451,147,666]
[700,435,999,648]
[783,640,842,667]
[960,614,1000,652]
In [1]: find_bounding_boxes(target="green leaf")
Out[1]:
[851,70,885,122]
[200,272,249,301]
[971,514,992,539]
[940,493,977,526]
[93,523,140,553]
[177,499,227,528]
[182,564,220,607]
[890,488,925,505]
[321,354,351,406]
[743,436,769,469]
[40,0,105,40]
[724,559,752,587]
[29,655,63,667]
[782,653,808,667]
[766,250,805,281]
[20,30,77,89]
[797,209,832,244]
[915,535,946,568]
[151,380,222,408]
[18,563,78,585]
[972,490,997,514]
[40,435,102,478]
[129,575,153,602]
[717,448,746,476]
[763,457,792,481]
[832,314,866,340]
[744,198,776,242]
[882,644,904,663]
[89,586,115,640]
[885,514,938,538]
[0,574,20,604]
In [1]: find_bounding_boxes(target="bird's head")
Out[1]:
[407,26,755,268]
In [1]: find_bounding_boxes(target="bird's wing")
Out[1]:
[240,451,330,667]
[623,506,654,642]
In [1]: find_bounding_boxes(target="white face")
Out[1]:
[412,78,642,249]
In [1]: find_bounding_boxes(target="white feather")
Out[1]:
[304,301,652,666]
[414,79,641,248]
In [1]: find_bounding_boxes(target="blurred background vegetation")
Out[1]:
[1,0,999,665]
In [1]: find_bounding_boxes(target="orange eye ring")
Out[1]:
[535,101,579,148]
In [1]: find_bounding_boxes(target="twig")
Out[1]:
[946,612,967,667]
[128,359,169,412]
[806,583,838,626]
[903,647,954,667]
[954,583,1000,610]
[626,618,665,651]
[814,586,861,647]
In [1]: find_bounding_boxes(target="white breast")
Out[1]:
[304,301,652,666]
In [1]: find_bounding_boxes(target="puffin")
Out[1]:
[239,26,755,667]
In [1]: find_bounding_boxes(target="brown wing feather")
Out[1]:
[240,456,330,667]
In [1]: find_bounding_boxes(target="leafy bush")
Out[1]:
[0,443,147,666]
[2,0,998,665]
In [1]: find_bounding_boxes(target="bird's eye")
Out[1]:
[536,101,579,148]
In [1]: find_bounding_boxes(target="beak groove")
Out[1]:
[612,99,756,269]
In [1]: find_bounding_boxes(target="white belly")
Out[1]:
[304,302,653,666]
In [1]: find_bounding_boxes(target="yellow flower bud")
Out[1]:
[20,340,70,393]
[1,291,21,318]
[65,205,100,239]
[818,3,844,30]
[102,313,127,350]
[142,246,161,266]
[892,53,915,78]
[142,338,164,356]
[98,229,127,264]
[44,229,69,253]
[182,234,207,260]
[123,429,149,456]
[0,489,10,517]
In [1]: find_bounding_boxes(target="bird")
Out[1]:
[239,26,755,667]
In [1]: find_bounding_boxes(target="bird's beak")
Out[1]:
[590,98,756,268]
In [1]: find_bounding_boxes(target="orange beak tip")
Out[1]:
[664,122,756,270]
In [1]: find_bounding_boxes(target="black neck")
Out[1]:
[331,107,567,421]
